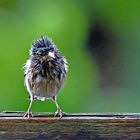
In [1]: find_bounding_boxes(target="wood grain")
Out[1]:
[1,112,140,139]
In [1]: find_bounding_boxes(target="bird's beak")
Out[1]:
[48,51,55,58]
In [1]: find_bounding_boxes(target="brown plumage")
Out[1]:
[24,36,68,118]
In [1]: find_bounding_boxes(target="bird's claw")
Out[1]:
[24,111,33,118]
[54,108,66,118]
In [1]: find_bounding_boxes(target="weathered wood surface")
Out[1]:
[1,112,140,140]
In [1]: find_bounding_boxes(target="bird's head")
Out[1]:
[30,36,60,62]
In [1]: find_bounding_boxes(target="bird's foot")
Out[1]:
[24,110,33,118]
[54,108,67,118]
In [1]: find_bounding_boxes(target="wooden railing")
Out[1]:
[0,112,140,139]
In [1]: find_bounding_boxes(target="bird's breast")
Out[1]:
[25,59,66,100]
[40,61,65,80]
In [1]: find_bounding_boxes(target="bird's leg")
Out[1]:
[24,95,34,118]
[52,96,66,118]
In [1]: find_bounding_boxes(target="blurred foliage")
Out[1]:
[0,0,140,113]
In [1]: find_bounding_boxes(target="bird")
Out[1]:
[24,36,68,118]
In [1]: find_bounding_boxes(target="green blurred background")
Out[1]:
[0,0,140,113]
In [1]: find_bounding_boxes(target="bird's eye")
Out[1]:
[37,50,46,56]
[47,47,54,52]
[51,47,55,51]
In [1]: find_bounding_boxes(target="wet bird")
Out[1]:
[24,36,68,118]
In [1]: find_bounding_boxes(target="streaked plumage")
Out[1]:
[24,36,68,118]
